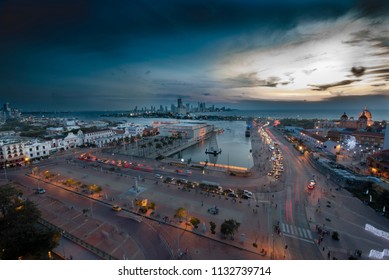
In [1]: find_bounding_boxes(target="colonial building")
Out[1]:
[24,140,52,160]
[337,107,374,130]
[0,139,26,167]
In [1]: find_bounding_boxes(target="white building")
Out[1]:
[24,140,52,160]
[0,139,26,167]
[323,140,340,155]
[63,132,80,149]
[126,125,145,136]
[158,122,214,141]
[75,129,128,147]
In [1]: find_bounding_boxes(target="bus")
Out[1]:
[200,180,223,194]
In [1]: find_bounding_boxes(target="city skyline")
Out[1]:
[0,0,388,111]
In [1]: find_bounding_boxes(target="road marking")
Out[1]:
[282,232,315,244]
[281,223,313,242]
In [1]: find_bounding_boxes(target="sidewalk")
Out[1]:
[53,237,103,260]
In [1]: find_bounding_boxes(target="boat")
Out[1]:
[205,148,222,156]
[205,133,222,155]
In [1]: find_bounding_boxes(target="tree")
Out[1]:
[0,184,60,259]
[190,217,200,229]
[89,184,102,194]
[174,207,187,220]
[209,221,216,234]
[220,219,240,239]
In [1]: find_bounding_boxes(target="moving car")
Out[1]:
[308,179,316,190]
[35,188,46,194]
[112,205,122,212]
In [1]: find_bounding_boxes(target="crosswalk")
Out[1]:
[280,223,314,243]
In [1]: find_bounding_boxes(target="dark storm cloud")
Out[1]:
[308,80,360,91]
[0,0,388,110]
[356,0,389,16]
[0,0,359,51]
[366,68,389,75]
[351,66,366,77]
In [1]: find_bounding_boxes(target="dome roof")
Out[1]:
[359,114,367,120]
[340,112,348,120]
[358,107,372,120]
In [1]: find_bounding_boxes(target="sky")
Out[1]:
[0,0,388,111]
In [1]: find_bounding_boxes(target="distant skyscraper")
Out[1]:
[177,97,183,109]
[177,97,186,114]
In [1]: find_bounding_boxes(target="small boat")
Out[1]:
[205,148,222,156]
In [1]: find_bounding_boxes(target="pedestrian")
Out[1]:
[201,201,203,207]
[327,251,331,259]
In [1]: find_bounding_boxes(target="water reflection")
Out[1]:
[170,121,253,168]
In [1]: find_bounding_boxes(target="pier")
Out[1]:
[162,132,213,157]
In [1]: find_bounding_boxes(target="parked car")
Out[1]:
[176,179,188,185]
[223,188,234,195]
[243,190,253,196]
[35,188,46,194]
[208,207,219,215]
[163,177,174,183]
[227,192,238,198]
[241,194,252,200]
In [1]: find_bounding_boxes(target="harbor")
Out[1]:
[105,119,254,170]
